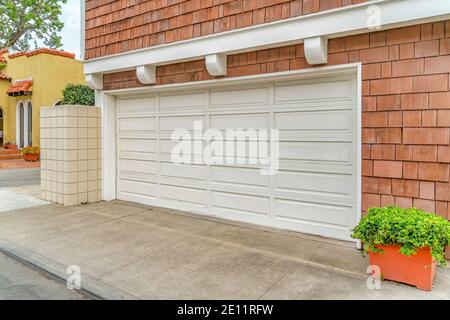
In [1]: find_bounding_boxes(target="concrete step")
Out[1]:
[0,148,21,155]
[0,154,23,160]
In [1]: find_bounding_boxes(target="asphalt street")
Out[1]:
[0,253,86,300]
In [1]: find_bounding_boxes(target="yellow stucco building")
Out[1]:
[0,48,85,147]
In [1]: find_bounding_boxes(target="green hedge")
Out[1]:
[61,84,95,106]
[352,206,450,266]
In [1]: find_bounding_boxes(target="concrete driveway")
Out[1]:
[0,200,448,299]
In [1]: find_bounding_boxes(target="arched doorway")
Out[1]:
[15,101,32,148]
[16,101,24,148]
[0,107,4,146]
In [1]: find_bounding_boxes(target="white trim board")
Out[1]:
[105,63,360,96]
[84,0,450,75]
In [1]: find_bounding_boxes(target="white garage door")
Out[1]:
[116,72,359,241]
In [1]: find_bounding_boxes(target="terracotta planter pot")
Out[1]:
[369,244,436,291]
[23,153,39,162]
[4,144,17,149]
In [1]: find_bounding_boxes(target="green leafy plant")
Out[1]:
[61,84,95,106]
[21,145,39,155]
[0,0,67,51]
[352,206,450,266]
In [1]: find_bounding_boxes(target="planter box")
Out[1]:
[369,245,436,291]
[40,105,101,206]
[4,144,17,149]
[23,153,39,162]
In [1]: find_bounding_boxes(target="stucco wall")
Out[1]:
[0,53,85,147]
[0,81,9,142]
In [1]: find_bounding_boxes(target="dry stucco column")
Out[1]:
[40,105,101,206]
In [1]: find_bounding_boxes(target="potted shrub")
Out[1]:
[352,206,450,291]
[61,83,95,106]
[21,146,40,162]
[3,141,17,149]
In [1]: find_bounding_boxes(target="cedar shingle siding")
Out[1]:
[85,0,368,59]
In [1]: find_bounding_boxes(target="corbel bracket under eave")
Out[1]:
[136,65,156,84]
[85,73,103,90]
[205,53,227,76]
[304,36,328,65]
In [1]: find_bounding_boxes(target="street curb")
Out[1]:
[0,238,139,300]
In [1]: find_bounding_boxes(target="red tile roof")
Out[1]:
[7,79,32,95]
[7,52,26,59]
[0,73,11,81]
[8,48,75,60]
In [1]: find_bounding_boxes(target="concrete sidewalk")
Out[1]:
[0,200,449,299]
[0,168,48,212]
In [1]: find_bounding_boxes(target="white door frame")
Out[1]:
[99,63,362,241]
[16,101,24,148]
[24,100,32,146]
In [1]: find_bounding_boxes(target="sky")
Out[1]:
[60,0,82,59]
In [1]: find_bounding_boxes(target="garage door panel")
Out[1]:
[274,78,353,105]
[160,115,205,131]
[159,92,206,110]
[118,117,156,132]
[161,185,206,206]
[160,163,207,180]
[273,189,354,207]
[210,86,270,108]
[118,97,157,114]
[119,139,156,153]
[210,113,269,130]
[274,198,352,227]
[119,152,157,162]
[119,180,158,198]
[119,159,157,175]
[275,110,352,142]
[275,110,351,131]
[160,139,204,157]
[119,171,157,184]
[159,177,209,190]
[211,166,269,187]
[278,160,355,175]
[279,131,353,142]
[211,191,269,216]
[279,142,352,163]
[274,171,352,195]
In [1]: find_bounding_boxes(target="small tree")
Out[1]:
[0,0,67,51]
[61,84,95,106]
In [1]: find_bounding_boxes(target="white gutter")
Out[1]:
[80,0,85,61]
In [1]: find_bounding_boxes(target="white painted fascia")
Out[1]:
[80,0,85,61]
[83,0,450,75]
[105,63,361,96]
